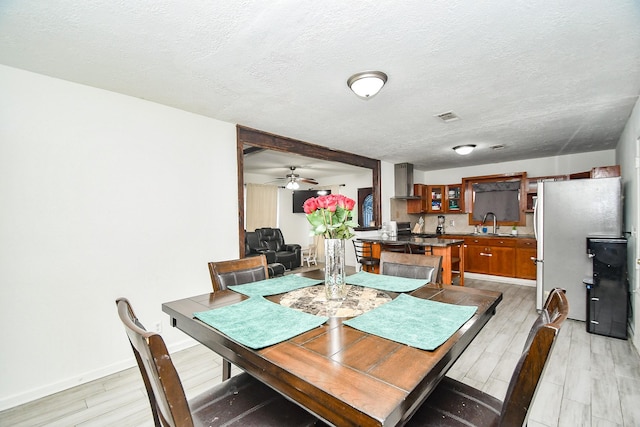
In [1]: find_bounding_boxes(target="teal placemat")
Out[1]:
[194,297,328,349]
[228,274,323,297]
[345,271,428,292]
[343,294,478,351]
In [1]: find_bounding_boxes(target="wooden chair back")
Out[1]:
[116,298,192,427]
[379,252,442,284]
[352,240,380,272]
[208,255,269,291]
[499,288,569,426]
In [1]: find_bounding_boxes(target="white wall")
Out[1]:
[616,96,640,354]
[0,65,239,409]
[419,150,616,183]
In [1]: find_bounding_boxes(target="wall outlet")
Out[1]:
[154,321,162,333]
[449,220,455,227]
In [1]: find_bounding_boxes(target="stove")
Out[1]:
[396,222,412,236]
[412,233,439,238]
[397,222,438,238]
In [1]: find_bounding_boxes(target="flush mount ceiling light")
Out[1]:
[285,179,299,190]
[453,144,476,155]
[347,71,388,99]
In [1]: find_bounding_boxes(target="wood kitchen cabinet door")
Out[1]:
[515,238,537,279]
[490,246,516,277]
[464,244,490,274]
[464,238,491,274]
[445,184,464,213]
[427,185,444,213]
[407,184,426,213]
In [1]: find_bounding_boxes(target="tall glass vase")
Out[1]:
[324,238,347,300]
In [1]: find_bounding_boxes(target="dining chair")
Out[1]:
[207,255,269,380]
[406,287,569,427]
[208,255,269,292]
[302,244,317,267]
[352,240,380,272]
[115,298,321,427]
[379,252,442,284]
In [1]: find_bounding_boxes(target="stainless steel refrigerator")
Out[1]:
[534,177,622,320]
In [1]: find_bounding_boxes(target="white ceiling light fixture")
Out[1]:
[453,144,476,155]
[286,179,299,190]
[347,71,388,99]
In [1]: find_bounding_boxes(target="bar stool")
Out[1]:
[353,240,380,272]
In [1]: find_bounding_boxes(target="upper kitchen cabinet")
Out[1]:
[407,183,465,214]
[524,166,620,212]
[427,185,444,213]
[407,184,427,214]
[446,184,464,213]
[524,175,567,212]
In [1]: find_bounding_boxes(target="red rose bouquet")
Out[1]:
[303,194,359,239]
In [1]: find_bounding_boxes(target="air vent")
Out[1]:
[434,111,460,122]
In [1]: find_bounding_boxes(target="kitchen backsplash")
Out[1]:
[390,199,535,235]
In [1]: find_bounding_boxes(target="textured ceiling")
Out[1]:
[1,1,639,174]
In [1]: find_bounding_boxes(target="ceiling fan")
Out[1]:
[273,166,318,189]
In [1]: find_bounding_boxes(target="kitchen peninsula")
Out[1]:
[357,236,464,286]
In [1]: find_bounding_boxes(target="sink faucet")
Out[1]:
[482,212,498,234]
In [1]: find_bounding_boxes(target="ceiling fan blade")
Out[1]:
[298,178,318,184]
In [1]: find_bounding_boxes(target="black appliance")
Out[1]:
[396,222,412,236]
[585,237,628,339]
[397,221,439,238]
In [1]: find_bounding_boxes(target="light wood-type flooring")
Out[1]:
[2,277,639,426]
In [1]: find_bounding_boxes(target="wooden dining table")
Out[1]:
[162,270,502,426]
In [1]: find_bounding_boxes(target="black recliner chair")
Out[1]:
[244,231,285,277]
[255,228,301,270]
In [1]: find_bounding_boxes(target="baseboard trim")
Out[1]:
[464,272,536,287]
[0,337,197,412]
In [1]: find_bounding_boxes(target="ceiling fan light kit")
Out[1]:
[276,166,318,189]
[347,71,388,99]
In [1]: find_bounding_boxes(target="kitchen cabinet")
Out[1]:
[525,167,621,212]
[407,184,427,214]
[445,184,464,213]
[464,236,516,277]
[407,183,465,214]
[464,239,491,274]
[515,238,537,279]
[427,185,444,213]
[525,175,567,212]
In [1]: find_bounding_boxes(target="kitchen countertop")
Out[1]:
[436,233,536,239]
[358,236,464,247]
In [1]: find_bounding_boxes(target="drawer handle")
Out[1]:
[480,252,493,257]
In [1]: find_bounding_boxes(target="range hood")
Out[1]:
[393,163,420,199]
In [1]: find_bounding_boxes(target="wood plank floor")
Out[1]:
[2,278,639,426]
